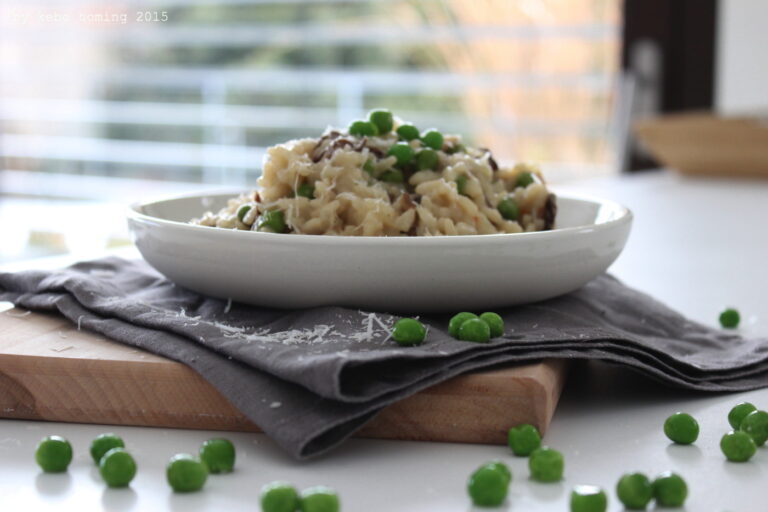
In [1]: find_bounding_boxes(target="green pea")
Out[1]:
[421,129,444,150]
[663,412,699,444]
[652,472,687,507]
[719,308,740,328]
[90,433,125,464]
[507,424,541,456]
[467,463,509,507]
[458,318,490,343]
[35,435,73,473]
[387,142,415,166]
[362,159,375,175]
[166,454,208,493]
[348,120,378,137]
[740,410,768,446]
[720,430,757,462]
[368,109,393,134]
[455,175,468,196]
[416,149,438,170]
[379,169,404,183]
[199,438,235,474]
[396,123,420,141]
[448,312,478,338]
[258,210,287,233]
[299,486,340,512]
[260,481,299,512]
[528,446,564,482]
[516,171,534,188]
[616,472,653,509]
[391,318,426,346]
[237,204,252,223]
[728,402,757,429]
[99,448,137,488]
[296,183,315,199]
[497,198,519,221]
[570,485,607,512]
[479,312,504,338]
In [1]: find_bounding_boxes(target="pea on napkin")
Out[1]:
[2,257,768,459]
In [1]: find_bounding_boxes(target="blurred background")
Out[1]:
[0,0,764,263]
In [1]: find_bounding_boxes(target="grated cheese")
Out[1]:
[113,300,404,350]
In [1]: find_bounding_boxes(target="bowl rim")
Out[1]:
[127,189,632,246]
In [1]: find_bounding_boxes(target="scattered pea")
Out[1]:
[719,308,740,328]
[99,447,137,488]
[507,424,541,456]
[299,486,340,512]
[616,472,653,509]
[720,430,757,462]
[362,159,375,175]
[368,109,393,134]
[35,435,73,473]
[396,123,420,141]
[497,198,519,221]
[387,142,415,166]
[528,447,564,482]
[237,204,252,223]
[663,412,699,444]
[448,312,478,338]
[297,183,315,199]
[458,318,491,343]
[391,318,426,346]
[570,485,607,512]
[260,481,300,512]
[348,120,377,137]
[455,175,468,196]
[728,402,757,429]
[416,149,439,170]
[90,433,125,464]
[479,312,504,338]
[515,171,534,188]
[421,129,444,150]
[258,210,287,233]
[166,454,208,493]
[652,471,687,507]
[199,438,236,474]
[740,410,768,446]
[467,462,510,507]
[379,169,404,183]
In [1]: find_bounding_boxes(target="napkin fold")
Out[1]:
[2,257,767,459]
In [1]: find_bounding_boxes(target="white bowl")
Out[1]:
[127,191,632,312]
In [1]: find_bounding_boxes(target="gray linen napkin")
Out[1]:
[2,256,767,459]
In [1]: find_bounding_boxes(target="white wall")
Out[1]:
[716,0,768,113]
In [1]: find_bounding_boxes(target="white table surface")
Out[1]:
[1,171,767,511]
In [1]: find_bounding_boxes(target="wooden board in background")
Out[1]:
[0,309,566,445]
[633,112,768,178]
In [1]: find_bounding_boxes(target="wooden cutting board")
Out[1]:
[0,308,566,444]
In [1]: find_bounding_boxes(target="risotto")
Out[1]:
[192,110,556,236]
